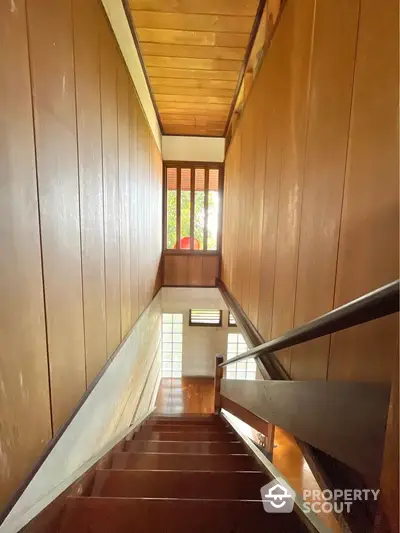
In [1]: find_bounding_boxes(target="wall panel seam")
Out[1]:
[70,0,88,390]
[24,0,54,437]
[325,0,362,381]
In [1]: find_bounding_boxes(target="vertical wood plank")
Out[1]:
[0,0,51,508]
[188,256,203,286]
[239,104,256,316]
[137,112,150,312]
[248,76,267,327]
[118,63,131,338]
[328,0,399,383]
[72,0,107,385]
[202,256,219,287]
[257,29,284,341]
[290,0,360,380]
[268,0,315,374]
[27,0,86,430]
[129,89,139,325]
[271,0,315,347]
[100,18,121,356]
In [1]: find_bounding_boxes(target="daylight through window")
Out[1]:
[162,313,183,378]
[165,164,221,251]
[226,333,256,380]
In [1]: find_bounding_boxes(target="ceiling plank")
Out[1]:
[155,94,232,104]
[146,67,239,81]
[137,28,250,48]
[157,101,230,110]
[160,109,226,122]
[163,125,225,135]
[162,118,226,127]
[153,86,234,97]
[157,107,229,117]
[128,0,259,17]
[131,10,254,34]
[143,56,242,72]
[141,43,246,61]
[160,113,228,122]
[150,77,237,90]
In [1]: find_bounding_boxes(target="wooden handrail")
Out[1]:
[219,279,399,367]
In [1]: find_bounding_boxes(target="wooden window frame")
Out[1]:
[189,309,223,327]
[163,161,224,253]
[228,311,237,327]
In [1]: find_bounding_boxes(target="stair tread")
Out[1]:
[145,424,229,431]
[91,469,267,499]
[134,431,236,441]
[125,440,246,454]
[111,451,258,471]
[59,497,309,533]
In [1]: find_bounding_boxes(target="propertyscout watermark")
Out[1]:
[261,478,380,515]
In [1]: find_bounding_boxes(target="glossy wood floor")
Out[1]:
[156,377,214,414]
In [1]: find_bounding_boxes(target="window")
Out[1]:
[189,309,222,327]
[226,333,256,380]
[162,313,183,378]
[228,311,237,327]
[164,163,222,251]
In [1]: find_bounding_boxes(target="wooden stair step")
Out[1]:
[111,452,259,471]
[145,423,228,432]
[91,470,267,499]
[59,497,309,533]
[151,414,217,418]
[125,440,247,455]
[134,430,235,442]
[150,415,219,424]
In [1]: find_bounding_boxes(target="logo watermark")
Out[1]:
[261,478,296,514]
[261,480,380,515]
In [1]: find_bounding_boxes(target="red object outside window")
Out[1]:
[174,237,200,250]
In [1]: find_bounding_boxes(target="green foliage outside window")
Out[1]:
[167,190,217,250]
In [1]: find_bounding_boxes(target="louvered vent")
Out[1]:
[189,309,222,327]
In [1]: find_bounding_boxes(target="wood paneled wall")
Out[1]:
[222,0,399,382]
[0,0,162,510]
[163,253,220,287]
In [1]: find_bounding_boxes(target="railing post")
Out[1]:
[265,423,276,456]
[214,354,224,414]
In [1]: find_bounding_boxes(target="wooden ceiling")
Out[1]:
[127,0,260,137]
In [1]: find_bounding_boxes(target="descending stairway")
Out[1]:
[59,414,310,532]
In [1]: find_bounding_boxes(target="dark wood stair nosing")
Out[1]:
[117,452,250,456]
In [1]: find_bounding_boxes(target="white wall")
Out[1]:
[162,136,225,162]
[161,287,226,311]
[101,0,161,149]
[161,288,235,377]
[1,295,162,533]
[182,310,235,377]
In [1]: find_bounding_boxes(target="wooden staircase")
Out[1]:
[58,414,310,532]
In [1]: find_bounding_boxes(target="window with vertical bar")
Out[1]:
[225,333,257,380]
[164,162,222,252]
[162,313,183,378]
